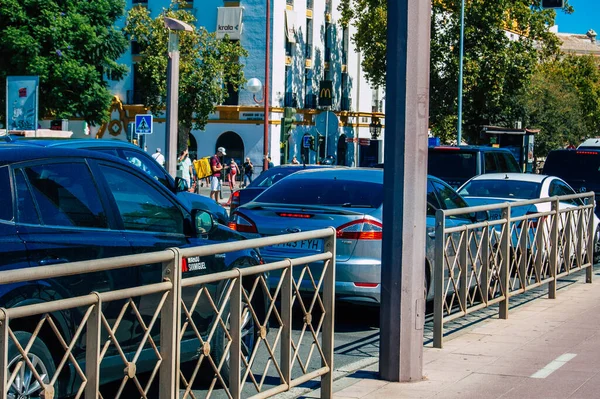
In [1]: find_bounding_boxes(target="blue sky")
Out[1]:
[554,0,600,35]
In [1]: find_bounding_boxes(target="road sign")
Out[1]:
[319,80,333,107]
[303,134,311,148]
[135,114,153,135]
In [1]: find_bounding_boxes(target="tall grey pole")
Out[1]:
[325,108,329,160]
[457,0,465,146]
[165,32,180,177]
[380,0,431,382]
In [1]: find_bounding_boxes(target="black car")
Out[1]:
[1,137,230,224]
[0,145,262,397]
[428,145,521,188]
[229,164,347,212]
[543,148,600,217]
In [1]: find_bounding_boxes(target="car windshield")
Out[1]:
[249,168,300,188]
[428,151,477,179]
[254,178,383,208]
[459,180,540,199]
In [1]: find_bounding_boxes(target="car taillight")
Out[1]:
[337,218,383,240]
[354,282,379,288]
[277,212,313,218]
[525,212,546,228]
[230,190,240,211]
[229,212,258,233]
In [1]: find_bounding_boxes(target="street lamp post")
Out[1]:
[164,17,193,178]
[457,0,465,146]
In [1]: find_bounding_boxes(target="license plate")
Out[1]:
[269,239,323,251]
[185,256,206,272]
[489,211,501,220]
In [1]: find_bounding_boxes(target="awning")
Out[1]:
[216,7,243,40]
[285,9,297,43]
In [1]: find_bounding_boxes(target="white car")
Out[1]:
[457,173,600,263]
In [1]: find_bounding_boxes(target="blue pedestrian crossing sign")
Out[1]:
[303,135,311,148]
[135,114,153,135]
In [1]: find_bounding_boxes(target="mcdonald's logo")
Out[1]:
[319,80,333,107]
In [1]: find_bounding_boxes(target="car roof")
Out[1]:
[3,137,143,151]
[466,172,550,183]
[429,145,514,153]
[0,144,139,167]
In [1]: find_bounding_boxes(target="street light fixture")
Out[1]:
[164,16,194,177]
[369,117,382,140]
[247,78,264,104]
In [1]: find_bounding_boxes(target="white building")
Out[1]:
[84,0,385,171]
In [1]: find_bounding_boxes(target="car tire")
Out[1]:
[593,225,600,265]
[212,284,258,386]
[7,331,57,399]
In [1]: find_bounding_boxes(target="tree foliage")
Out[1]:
[0,0,128,126]
[518,54,600,157]
[124,0,248,151]
[339,0,571,144]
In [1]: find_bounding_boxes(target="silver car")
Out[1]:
[229,168,481,305]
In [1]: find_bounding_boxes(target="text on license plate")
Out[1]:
[489,212,501,220]
[270,239,323,251]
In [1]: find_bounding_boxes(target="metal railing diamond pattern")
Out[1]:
[434,194,596,348]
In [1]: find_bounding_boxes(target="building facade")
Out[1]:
[75,0,386,171]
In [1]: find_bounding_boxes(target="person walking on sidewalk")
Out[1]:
[152,147,165,166]
[210,147,226,203]
[178,148,194,190]
[242,157,254,188]
[228,158,239,191]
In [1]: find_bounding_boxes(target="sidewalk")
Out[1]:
[301,277,600,399]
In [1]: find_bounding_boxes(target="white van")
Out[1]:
[578,138,600,150]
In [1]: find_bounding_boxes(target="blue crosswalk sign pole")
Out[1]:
[135,114,153,135]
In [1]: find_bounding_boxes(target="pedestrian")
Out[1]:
[291,155,300,165]
[178,148,194,190]
[266,155,274,169]
[210,147,226,203]
[228,158,239,191]
[242,157,254,188]
[151,148,165,166]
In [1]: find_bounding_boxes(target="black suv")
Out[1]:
[0,145,262,397]
[428,145,521,188]
[1,137,230,224]
[543,149,600,217]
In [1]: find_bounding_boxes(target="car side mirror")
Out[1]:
[471,210,489,223]
[194,210,215,235]
[175,177,189,192]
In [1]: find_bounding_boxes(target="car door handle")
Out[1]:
[427,231,436,238]
[38,258,69,266]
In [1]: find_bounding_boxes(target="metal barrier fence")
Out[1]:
[433,193,596,348]
[0,228,337,399]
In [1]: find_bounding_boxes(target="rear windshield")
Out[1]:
[544,151,600,180]
[428,151,477,179]
[254,178,384,208]
[249,168,299,188]
[458,180,540,200]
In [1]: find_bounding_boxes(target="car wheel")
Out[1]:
[213,285,258,385]
[7,331,57,399]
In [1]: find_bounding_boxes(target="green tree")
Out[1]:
[339,0,570,144]
[0,0,128,127]
[124,0,248,151]
[518,54,600,156]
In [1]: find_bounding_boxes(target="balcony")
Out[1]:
[284,92,299,108]
[304,94,317,109]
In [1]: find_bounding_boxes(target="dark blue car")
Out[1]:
[1,136,230,225]
[0,145,263,397]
